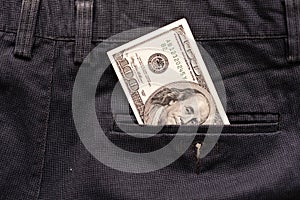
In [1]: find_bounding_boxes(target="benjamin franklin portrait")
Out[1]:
[143,82,215,125]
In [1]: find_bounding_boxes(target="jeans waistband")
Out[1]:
[0,0,287,41]
[2,0,299,63]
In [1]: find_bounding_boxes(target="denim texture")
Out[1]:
[0,0,299,199]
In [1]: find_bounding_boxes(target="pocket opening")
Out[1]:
[110,112,280,134]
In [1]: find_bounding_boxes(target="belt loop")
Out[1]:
[14,0,41,59]
[285,0,300,62]
[74,0,94,64]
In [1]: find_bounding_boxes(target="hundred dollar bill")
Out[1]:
[107,18,230,125]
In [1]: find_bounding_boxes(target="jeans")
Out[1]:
[0,0,299,199]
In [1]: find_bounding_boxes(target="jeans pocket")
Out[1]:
[96,111,285,198]
[106,112,280,160]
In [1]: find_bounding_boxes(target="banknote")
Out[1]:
[107,18,230,125]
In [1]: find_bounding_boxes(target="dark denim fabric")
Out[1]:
[0,0,300,199]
